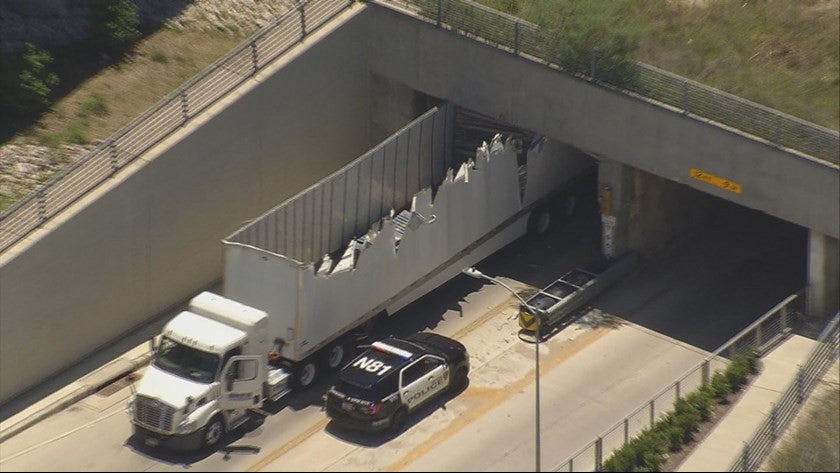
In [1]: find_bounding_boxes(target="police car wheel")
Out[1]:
[389,407,408,433]
[450,367,469,392]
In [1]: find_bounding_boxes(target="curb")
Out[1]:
[0,352,153,444]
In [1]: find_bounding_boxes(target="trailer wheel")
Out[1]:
[295,360,318,389]
[527,206,552,235]
[323,342,347,370]
[560,194,577,219]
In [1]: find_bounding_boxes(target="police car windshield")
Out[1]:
[339,347,408,390]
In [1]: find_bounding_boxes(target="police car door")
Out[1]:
[399,355,448,410]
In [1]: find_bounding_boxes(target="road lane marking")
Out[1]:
[0,408,124,464]
[246,417,330,472]
[246,294,523,472]
[384,325,613,471]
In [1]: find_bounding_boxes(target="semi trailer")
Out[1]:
[129,104,594,449]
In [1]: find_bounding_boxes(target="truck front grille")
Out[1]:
[134,395,175,432]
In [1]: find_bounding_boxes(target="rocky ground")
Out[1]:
[0,0,294,212]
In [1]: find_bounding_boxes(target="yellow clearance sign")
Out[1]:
[689,168,742,194]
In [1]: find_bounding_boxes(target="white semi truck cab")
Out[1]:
[129,292,292,450]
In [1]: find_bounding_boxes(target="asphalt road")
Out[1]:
[0,201,806,471]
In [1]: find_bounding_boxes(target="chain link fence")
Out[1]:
[382,0,839,165]
[554,292,804,472]
[0,0,353,253]
[730,312,840,472]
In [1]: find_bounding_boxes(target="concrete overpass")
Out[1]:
[1,1,837,406]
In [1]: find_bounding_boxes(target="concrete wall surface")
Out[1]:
[0,7,375,404]
[365,4,840,239]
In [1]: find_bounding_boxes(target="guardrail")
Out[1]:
[730,312,840,472]
[379,0,839,165]
[554,291,804,472]
[0,0,354,253]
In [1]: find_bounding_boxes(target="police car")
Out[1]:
[325,332,469,432]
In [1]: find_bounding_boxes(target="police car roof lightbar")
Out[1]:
[372,341,414,359]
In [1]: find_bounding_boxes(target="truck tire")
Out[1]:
[295,360,318,389]
[560,193,577,219]
[389,407,408,434]
[527,206,552,235]
[322,342,347,371]
[202,415,225,449]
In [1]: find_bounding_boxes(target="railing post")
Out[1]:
[36,185,47,224]
[436,0,442,27]
[109,140,119,175]
[770,403,778,441]
[702,359,710,386]
[595,436,603,472]
[755,322,763,351]
[741,442,750,471]
[179,90,189,124]
[681,80,689,114]
[781,305,789,331]
[568,456,573,472]
[675,380,681,401]
[299,1,306,37]
[795,365,805,403]
[514,22,520,55]
[250,40,259,75]
[623,417,629,445]
[649,399,655,427]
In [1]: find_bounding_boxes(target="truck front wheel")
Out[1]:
[202,416,225,449]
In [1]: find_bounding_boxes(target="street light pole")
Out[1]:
[462,267,543,472]
[535,309,541,473]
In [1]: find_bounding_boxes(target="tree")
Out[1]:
[94,0,141,53]
[17,43,59,112]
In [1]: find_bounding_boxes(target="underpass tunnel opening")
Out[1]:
[594,160,838,350]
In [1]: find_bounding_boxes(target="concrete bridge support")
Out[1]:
[597,159,718,259]
[807,231,840,318]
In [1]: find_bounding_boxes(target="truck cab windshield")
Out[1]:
[153,336,220,384]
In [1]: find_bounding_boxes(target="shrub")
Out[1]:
[17,43,59,112]
[725,351,759,391]
[150,50,168,63]
[673,399,702,442]
[534,0,642,87]
[67,121,89,144]
[79,92,109,118]
[684,389,714,421]
[710,372,732,402]
[93,0,141,53]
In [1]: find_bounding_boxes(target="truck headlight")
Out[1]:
[175,417,197,434]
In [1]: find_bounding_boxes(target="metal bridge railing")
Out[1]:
[554,292,804,472]
[730,312,840,472]
[0,0,354,253]
[379,0,839,165]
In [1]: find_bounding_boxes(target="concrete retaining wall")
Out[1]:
[0,8,382,404]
